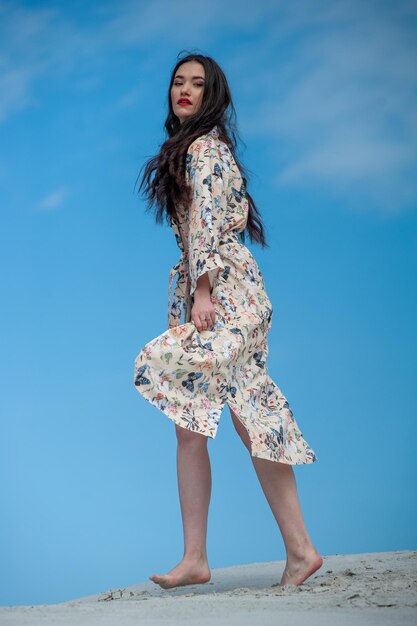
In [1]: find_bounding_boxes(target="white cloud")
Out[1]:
[0,0,219,124]
[0,4,55,122]
[236,1,417,213]
[36,187,70,211]
[1,0,416,214]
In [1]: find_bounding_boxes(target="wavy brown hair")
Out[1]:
[135,51,268,248]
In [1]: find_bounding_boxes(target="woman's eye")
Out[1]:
[174,82,204,87]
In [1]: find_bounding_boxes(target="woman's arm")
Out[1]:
[186,139,226,331]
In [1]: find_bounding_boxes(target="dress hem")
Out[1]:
[133,381,223,439]
[134,378,318,465]
[225,400,318,466]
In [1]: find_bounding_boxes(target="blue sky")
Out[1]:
[1,0,416,607]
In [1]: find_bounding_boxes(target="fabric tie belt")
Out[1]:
[168,248,190,329]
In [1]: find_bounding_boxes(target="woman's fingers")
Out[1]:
[191,295,217,332]
[198,312,210,331]
[192,309,216,331]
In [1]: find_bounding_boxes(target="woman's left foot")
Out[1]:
[149,557,211,590]
[278,549,323,586]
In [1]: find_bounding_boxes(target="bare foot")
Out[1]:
[149,557,211,590]
[277,549,323,587]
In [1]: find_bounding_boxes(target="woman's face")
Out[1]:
[171,61,205,124]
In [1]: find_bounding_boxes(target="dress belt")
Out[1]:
[168,248,190,329]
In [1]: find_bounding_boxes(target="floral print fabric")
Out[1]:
[133,126,317,464]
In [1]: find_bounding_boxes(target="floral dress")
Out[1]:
[133,125,317,464]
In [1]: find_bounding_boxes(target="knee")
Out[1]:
[175,423,208,447]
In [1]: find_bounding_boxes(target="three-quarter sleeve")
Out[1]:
[186,140,226,297]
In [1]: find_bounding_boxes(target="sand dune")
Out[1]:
[1,550,416,625]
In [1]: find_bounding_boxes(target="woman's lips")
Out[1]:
[178,101,191,106]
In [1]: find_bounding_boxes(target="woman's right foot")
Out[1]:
[278,549,323,586]
[149,557,211,589]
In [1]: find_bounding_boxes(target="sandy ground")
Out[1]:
[1,550,416,625]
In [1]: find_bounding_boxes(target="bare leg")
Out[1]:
[229,407,323,586]
[149,424,212,589]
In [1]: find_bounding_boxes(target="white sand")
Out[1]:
[1,551,416,625]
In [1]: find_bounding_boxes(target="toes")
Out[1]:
[149,574,175,588]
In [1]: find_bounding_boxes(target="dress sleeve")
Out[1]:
[186,140,226,297]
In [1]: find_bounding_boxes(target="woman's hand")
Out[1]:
[191,273,216,331]
[191,292,216,331]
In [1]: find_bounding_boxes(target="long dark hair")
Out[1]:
[135,51,268,248]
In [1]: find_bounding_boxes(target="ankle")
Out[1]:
[286,539,316,562]
[183,549,208,563]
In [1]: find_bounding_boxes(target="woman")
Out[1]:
[133,53,323,589]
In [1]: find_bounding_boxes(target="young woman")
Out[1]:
[133,53,323,589]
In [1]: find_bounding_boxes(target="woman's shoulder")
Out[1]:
[186,132,235,183]
[188,125,230,152]
[187,135,216,156]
